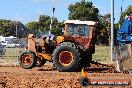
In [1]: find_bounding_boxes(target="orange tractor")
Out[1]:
[18,20,97,72]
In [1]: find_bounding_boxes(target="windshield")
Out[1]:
[67,24,90,37]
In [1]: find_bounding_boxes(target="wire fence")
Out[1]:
[2,38,132,71]
[0,38,111,66]
[0,38,27,66]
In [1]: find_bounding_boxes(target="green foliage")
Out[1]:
[25,15,63,35]
[68,0,99,21]
[0,19,11,36]
[96,14,111,45]
[114,23,119,30]
[25,15,51,31]
[98,14,111,29]
[25,21,39,30]
[119,5,132,25]
[114,23,119,45]
[0,19,25,37]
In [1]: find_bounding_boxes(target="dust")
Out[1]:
[114,44,132,71]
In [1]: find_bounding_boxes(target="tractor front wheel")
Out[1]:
[18,51,36,69]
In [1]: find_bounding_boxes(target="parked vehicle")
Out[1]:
[117,14,132,44]
[0,41,20,48]
[0,36,17,43]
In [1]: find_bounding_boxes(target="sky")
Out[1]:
[0,0,131,24]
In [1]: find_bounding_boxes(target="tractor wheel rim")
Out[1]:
[21,54,32,66]
[59,51,73,66]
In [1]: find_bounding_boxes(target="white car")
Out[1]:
[0,41,20,48]
[6,43,20,48]
[0,41,7,47]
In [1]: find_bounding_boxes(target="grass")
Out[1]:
[92,45,111,62]
[0,46,111,66]
[0,48,23,66]
[0,48,20,59]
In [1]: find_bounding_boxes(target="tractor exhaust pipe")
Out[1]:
[49,7,55,40]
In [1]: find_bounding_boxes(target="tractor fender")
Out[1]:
[56,36,64,45]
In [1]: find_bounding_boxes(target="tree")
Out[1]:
[98,14,111,29]
[68,0,99,21]
[0,19,12,36]
[25,21,39,31]
[52,21,65,35]
[119,5,132,25]
[114,23,120,45]
[114,23,119,30]
[25,15,63,35]
[95,14,111,45]
[0,19,25,37]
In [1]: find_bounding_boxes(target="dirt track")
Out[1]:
[0,64,132,88]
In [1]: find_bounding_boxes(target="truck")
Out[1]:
[116,13,132,72]
[117,14,132,44]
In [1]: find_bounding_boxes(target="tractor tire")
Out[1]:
[36,58,46,67]
[18,51,37,69]
[52,42,82,72]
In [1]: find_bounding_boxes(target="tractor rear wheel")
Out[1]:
[52,42,82,72]
[18,51,36,69]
